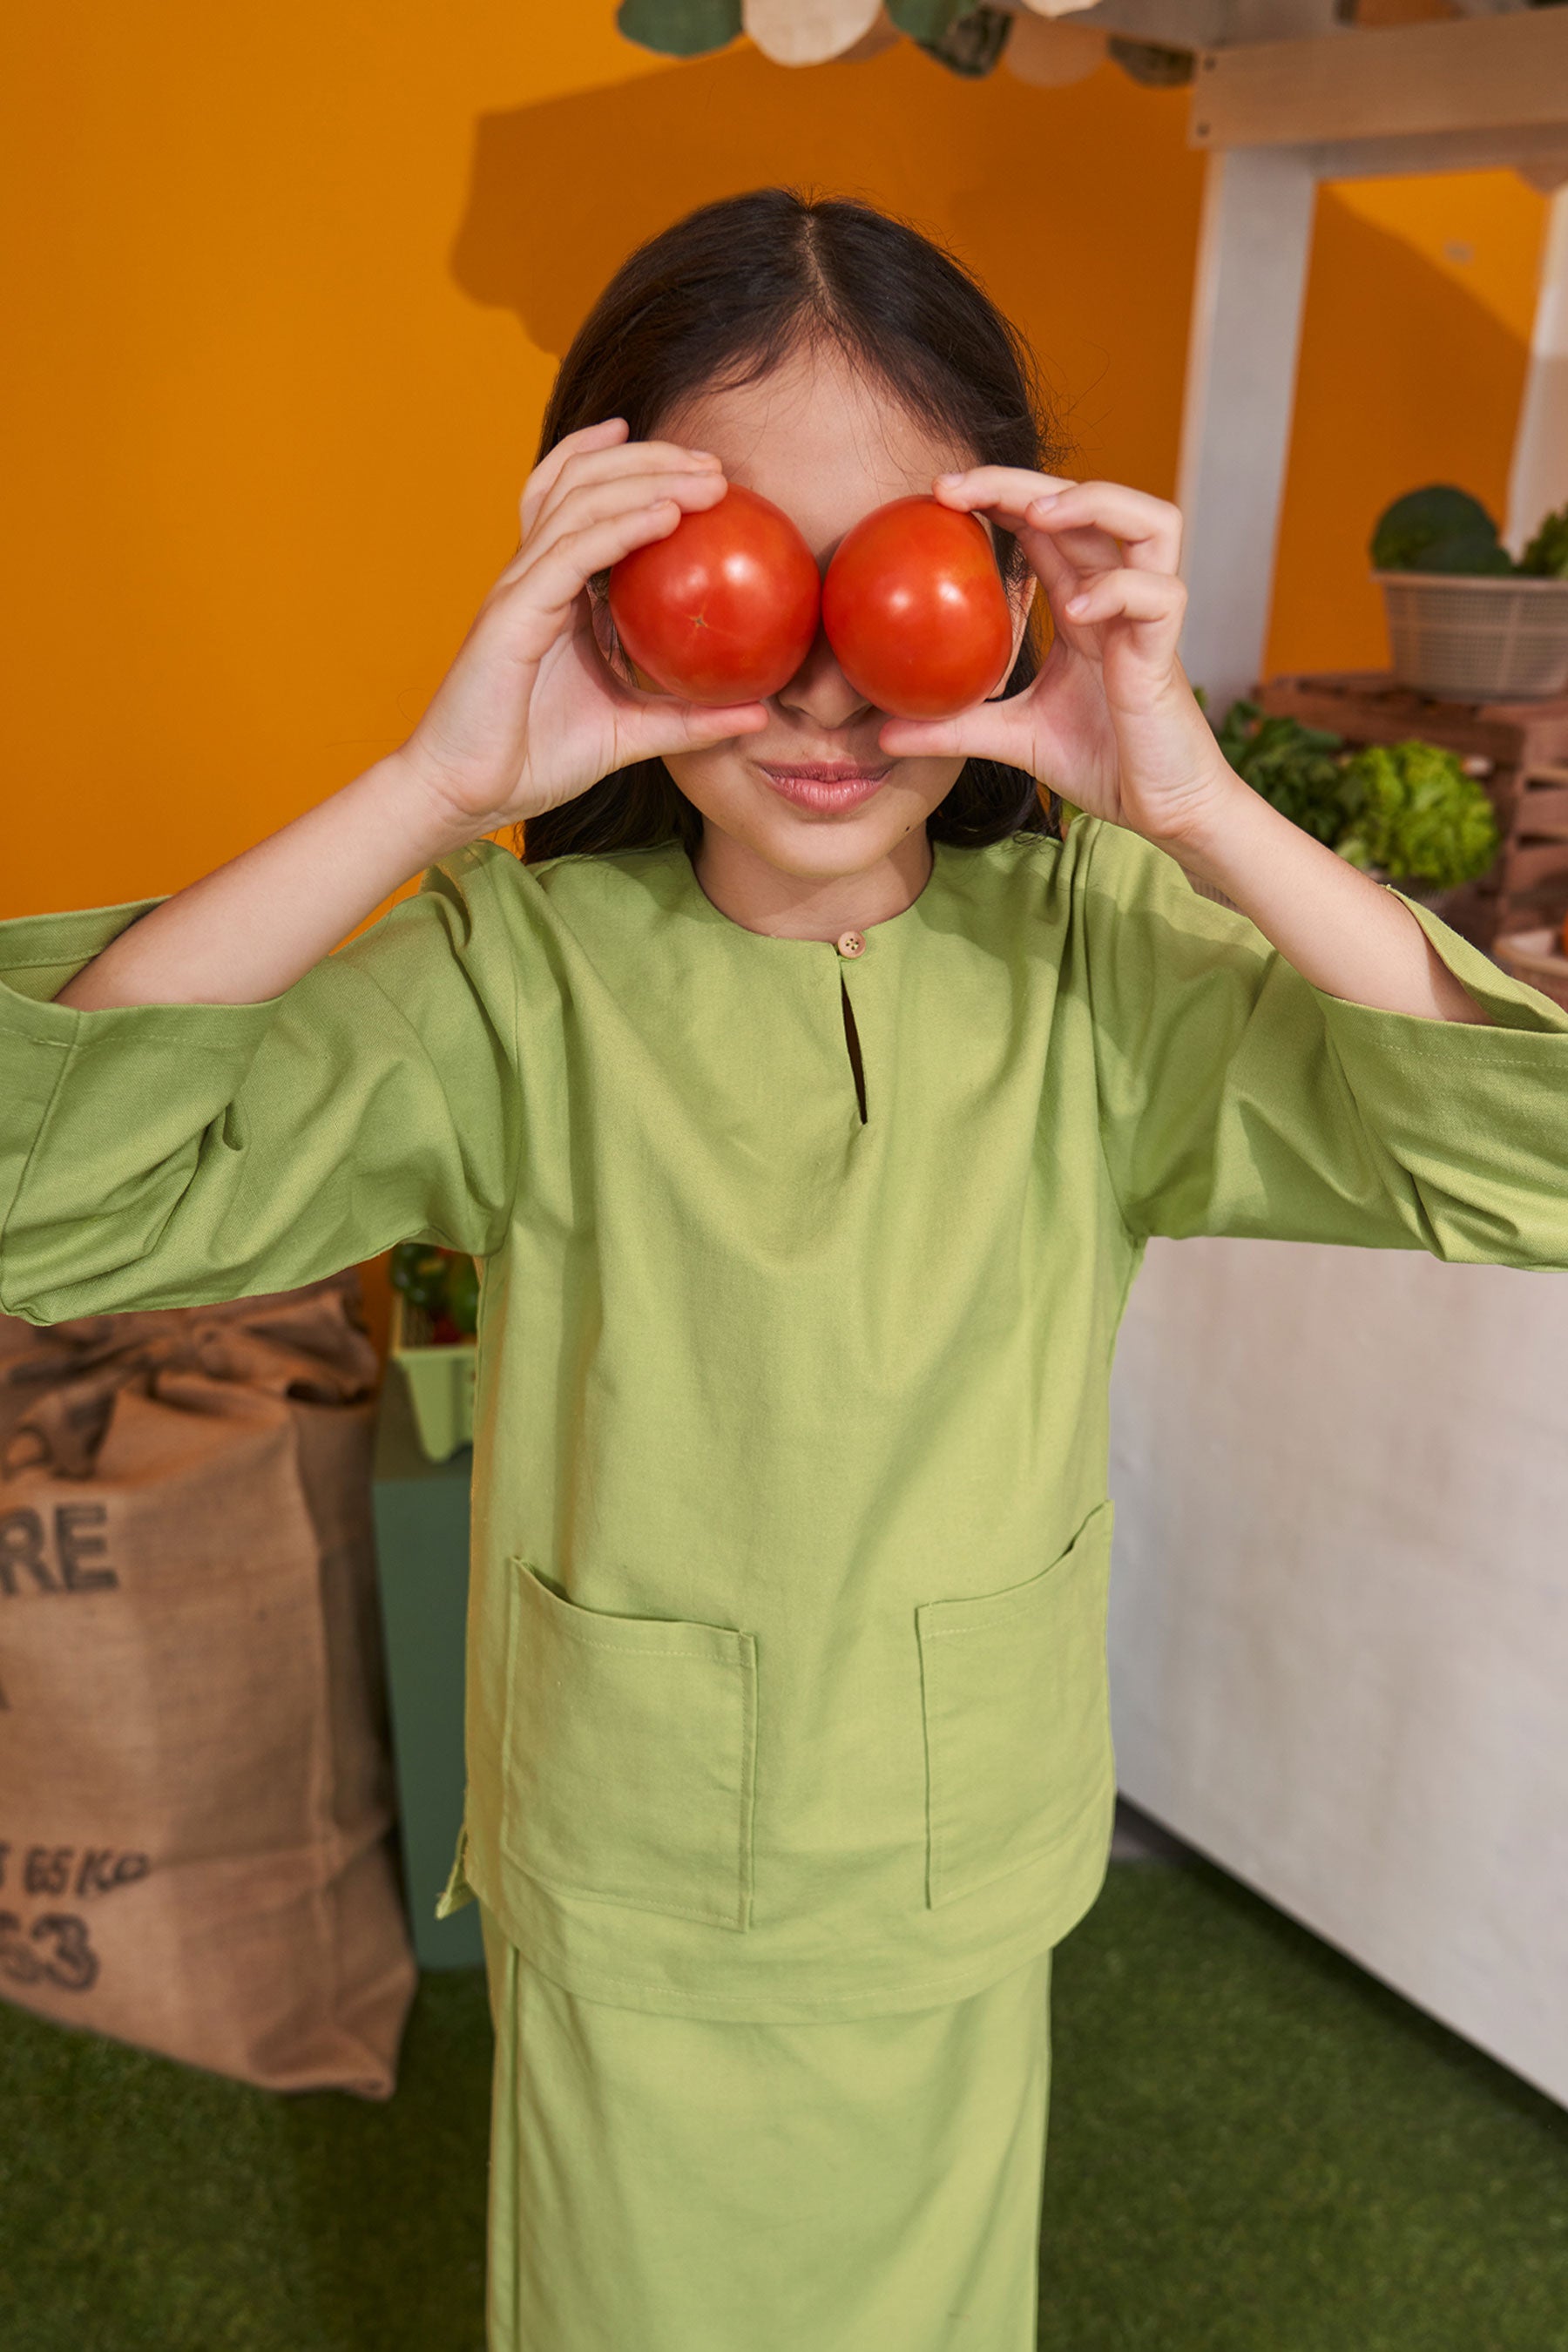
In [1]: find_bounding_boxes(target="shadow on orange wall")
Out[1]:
[3,17,1539,936]
[443,42,1538,700]
[446,44,1203,498]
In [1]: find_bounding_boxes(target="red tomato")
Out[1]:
[821,496,1015,720]
[607,483,821,706]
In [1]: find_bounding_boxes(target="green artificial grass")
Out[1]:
[1039,1864,1568,2351]
[3,1855,1565,2350]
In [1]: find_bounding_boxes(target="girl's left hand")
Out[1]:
[875,470,1233,846]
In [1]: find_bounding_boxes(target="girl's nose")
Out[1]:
[773,619,875,732]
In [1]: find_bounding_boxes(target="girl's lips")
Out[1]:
[758,761,892,812]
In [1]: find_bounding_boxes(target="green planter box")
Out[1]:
[389,1288,476,1463]
[371,1369,482,1969]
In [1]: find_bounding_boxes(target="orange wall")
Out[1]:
[3,23,1208,929]
[4,14,1547,924]
[1,10,1548,1348]
[1270,168,1547,679]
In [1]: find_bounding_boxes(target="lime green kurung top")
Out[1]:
[3,814,1567,2023]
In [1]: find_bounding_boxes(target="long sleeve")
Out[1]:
[0,839,523,1326]
[1078,813,1568,1267]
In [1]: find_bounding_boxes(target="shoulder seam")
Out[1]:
[494,853,526,1247]
[458,847,526,1254]
[0,1026,81,1312]
[1077,817,1143,1253]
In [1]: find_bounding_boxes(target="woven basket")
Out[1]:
[1374,571,1568,702]
[389,1290,476,1463]
[1491,924,1568,1015]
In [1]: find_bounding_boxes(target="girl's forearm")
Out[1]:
[1152,767,1492,1026]
[53,751,478,1010]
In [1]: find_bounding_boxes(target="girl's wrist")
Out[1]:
[377,747,506,868]
[1132,753,1254,889]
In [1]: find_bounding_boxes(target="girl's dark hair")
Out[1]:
[517,186,1075,867]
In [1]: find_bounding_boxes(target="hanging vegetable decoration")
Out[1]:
[616,1,1134,83]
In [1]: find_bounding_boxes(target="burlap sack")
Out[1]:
[0,1269,416,2098]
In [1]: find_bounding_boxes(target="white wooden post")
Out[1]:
[1174,143,1320,715]
[1505,184,1568,560]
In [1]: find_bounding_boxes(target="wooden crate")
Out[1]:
[1491,925,1568,1015]
[1254,670,1568,951]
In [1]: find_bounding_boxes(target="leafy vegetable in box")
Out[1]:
[1518,504,1568,582]
[1335,741,1500,889]
[1210,696,1348,847]
[389,1242,478,1345]
[1202,696,1500,892]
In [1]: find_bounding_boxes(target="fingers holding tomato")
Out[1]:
[1057,564,1187,640]
[866,470,1200,827]
[585,454,1220,847]
[934,469,1179,573]
[523,451,727,573]
[517,416,632,545]
[605,487,1027,723]
[1018,478,1183,574]
[1015,483,1188,699]
[399,428,772,831]
[928,470,1192,686]
[507,464,731,631]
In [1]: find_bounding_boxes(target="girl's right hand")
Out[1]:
[395,418,770,835]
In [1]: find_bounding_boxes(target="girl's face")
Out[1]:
[651,340,1036,905]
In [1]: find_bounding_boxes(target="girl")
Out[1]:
[3,188,1567,2351]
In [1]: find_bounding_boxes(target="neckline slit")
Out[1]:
[840,976,868,1125]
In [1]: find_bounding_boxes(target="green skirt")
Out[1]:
[478,1900,1054,2351]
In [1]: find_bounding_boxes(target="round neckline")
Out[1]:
[672,835,950,948]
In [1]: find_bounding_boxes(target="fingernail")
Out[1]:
[936,471,964,485]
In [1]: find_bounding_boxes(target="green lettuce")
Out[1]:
[1518,500,1568,580]
[1334,740,1499,889]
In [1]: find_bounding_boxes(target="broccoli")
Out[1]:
[1370,485,1513,577]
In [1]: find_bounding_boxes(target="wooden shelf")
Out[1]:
[1191,9,1568,151]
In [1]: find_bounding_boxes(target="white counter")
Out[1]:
[1107,1233,1568,2107]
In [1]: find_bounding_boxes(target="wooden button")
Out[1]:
[836,930,866,958]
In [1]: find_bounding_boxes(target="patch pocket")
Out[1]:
[501,1558,758,1930]
[916,1497,1115,1910]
